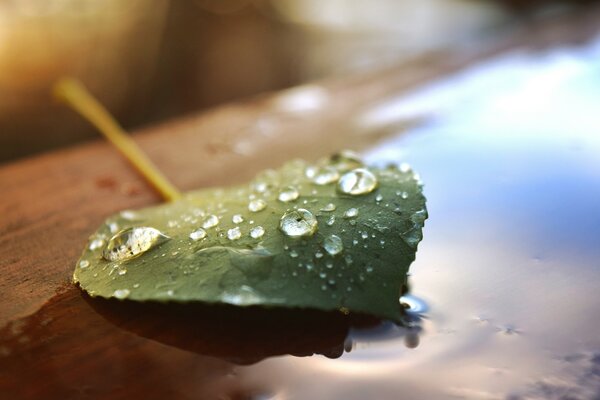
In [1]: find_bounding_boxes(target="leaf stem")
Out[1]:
[53,78,181,202]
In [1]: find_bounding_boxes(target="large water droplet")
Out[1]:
[103,227,169,262]
[227,227,242,241]
[278,186,299,202]
[248,199,267,212]
[279,208,318,237]
[323,234,343,256]
[189,228,207,241]
[113,289,130,299]
[250,225,265,239]
[202,215,219,229]
[338,168,378,195]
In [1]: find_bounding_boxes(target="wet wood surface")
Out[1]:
[1,7,598,399]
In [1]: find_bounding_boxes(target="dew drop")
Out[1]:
[320,203,337,212]
[309,166,340,185]
[118,268,127,276]
[250,226,265,239]
[326,215,336,226]
[189,228,207,241]
[79,260,89,269]
[344,208,359,218]
[290,250,299,258]
[120,210,138,220]
[361,231,369,239]
[279,208,318,237]
[232,214,244,224]
[323,234,343,256]
[330,150,364,171]
[202,215,219,229]
[375,194,383,202]
[338,168,378,195]
[103,227,169,262]
[248,199,267,212]
[278,186,299,202]
[315,251,324,259]
[227,227,242,241]
[89,238,105,251]
[133,283,140,289]
[113,289,130,299]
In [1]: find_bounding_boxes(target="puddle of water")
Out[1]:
[236,35,600,400]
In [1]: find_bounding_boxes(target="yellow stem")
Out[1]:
[53,78,181,202]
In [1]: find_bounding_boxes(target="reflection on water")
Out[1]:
[236,36,600,399]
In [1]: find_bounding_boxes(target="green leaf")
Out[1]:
[74,152,427,322]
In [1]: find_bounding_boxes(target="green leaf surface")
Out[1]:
[74,153,427,322]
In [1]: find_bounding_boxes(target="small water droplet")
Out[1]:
[323,234,343,256]
[118,268,127,276]
[248,199,267,212]
[250,226,265,239]
[133,283,140,289]
[326,215,336,226]
[279,208,318,237]
[253,181,268,193]
[338,168,378,195]
[308,166,340,185]
[278,186,299,202]
[401,191,409,199]
[103,227,169,262]
[113,289,130,299]
[89,238,105,251]
[361,231,369,239]
[202,215,219,229]
[315,251,324,259]
[344,208,359,218]
[366,265,374,273]
[399,162,411,173]
[232,214,244,224]
[167,289,175,297]
[375,194,383,202]
[78,260,89,269]
[120,210,138,220]
[227,227,242,241]
[289,250,299,258]
[189,228,207,241]
[330,150,364,171]
[108,222,119,234]
[320,203,337,212]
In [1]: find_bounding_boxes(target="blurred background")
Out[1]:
[0,0,597,162]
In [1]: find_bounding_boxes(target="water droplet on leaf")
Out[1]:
[103,227,169,262]
[227,227,242,240]
[248,199,267,212]
[279,208,318,237]
[323,234,343,256]
[189,228,207,241]
[232,214,244,224]
[337,168,378,195]
[278,186,299,202]
[250,225,265,239]
[202,215,219,229]
[344,208,359,218]
[113,289,130,299]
